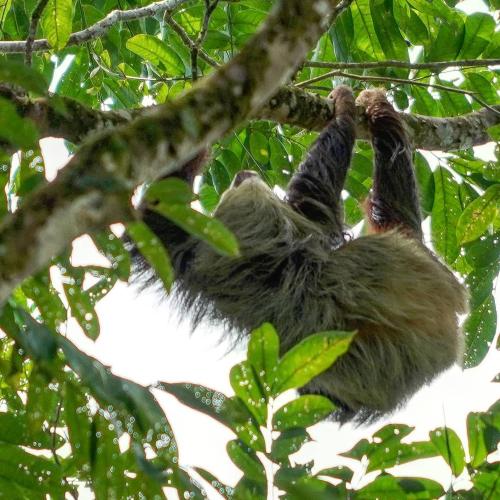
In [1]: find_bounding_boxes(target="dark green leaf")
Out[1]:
[357,474,444,499]
[464,294,497,368]
[271,428,310,461]
[127,221,174,292]
[0,62,47,95]
[429,427,465,476]
[226,440,266,483]
[145,177,194,205]
[0,97,39,149]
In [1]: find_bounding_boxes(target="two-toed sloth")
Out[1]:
[131,86,467,422]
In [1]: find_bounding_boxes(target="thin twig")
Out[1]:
[303,58,500,71]
[164,11,219,68]
[25,0,49,66]
[192,0,220,80]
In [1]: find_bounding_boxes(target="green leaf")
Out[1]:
[464,294,497,368]
[456,185,500,245]
[0,97,39,149]
[64,381,92,469]
[0,413,61,450]
[230,361,267,425]
[247,322,279,390]
[92,231,131,282]
[467,407,500,468]
[414,153,435,216]
[429,427,465,476]
[41,0,74,50]
[0,61,47,95]
[198,184,219,213]
[153,203,240,257]
[427,18,464,61]
[271,428,310,461]
[158,382,265,451]
[272,331,354,395]
[316,465,354,483]
[226,440,266,484]
[126,34,185,74]
[370,0,408,65]
[63,282,100,340]
[458,13,495,59]
[192,468,233,500]
[249,131,270,164]
[464,232,500,269]
[127,221,174,292]
[273,395,335,431]
[145,177,194,205]
[431,167,462,264]
[357,474,444,499]
[210,160,231,194]
[0,443,65,495]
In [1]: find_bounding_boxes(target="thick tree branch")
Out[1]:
[0,0,342,304]
[4,85,498,152]
[0,0,190,53]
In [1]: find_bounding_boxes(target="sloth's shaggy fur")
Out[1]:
[131,88,467,423]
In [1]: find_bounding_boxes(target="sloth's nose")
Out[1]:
[232,170,260,187]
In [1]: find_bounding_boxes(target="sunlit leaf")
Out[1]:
[272,395,334,431]
[41,0,74,50]
[272,331,354,394]
[153,203,240,257]
[456,185,500,245]
[126,34,185,73]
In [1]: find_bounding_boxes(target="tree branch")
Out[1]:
[0,0,343,304]
[4,85,498,152]
[25,0,49,66]
[0,0,190,53]
[303,58,500,71]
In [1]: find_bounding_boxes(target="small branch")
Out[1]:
[0,0,190,53]
[25,0,49,66]
[303,58,500,71]
[192,0,220,80]
[164,12,219,68]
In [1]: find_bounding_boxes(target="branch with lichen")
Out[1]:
[3,84,498,152]
[0,0,344,304]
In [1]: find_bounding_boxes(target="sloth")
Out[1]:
[131,86,467,422]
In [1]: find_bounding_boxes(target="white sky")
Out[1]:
[31,0,500,495]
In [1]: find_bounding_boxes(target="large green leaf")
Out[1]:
[0,97,39,149]
[429,427,465,476]
[272,395,335,431]
[247,322,279,390]
[127,221,174,292]
[126,34,185,74]
[458,13,496,59]
[153,202,240,257]
[456,185,500,245]
[431,167,462,264]
[41,0,74,50]
[272,331,354,394]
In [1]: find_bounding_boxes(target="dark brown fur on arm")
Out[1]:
[356,90,422,239]
[286,86,356,238]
